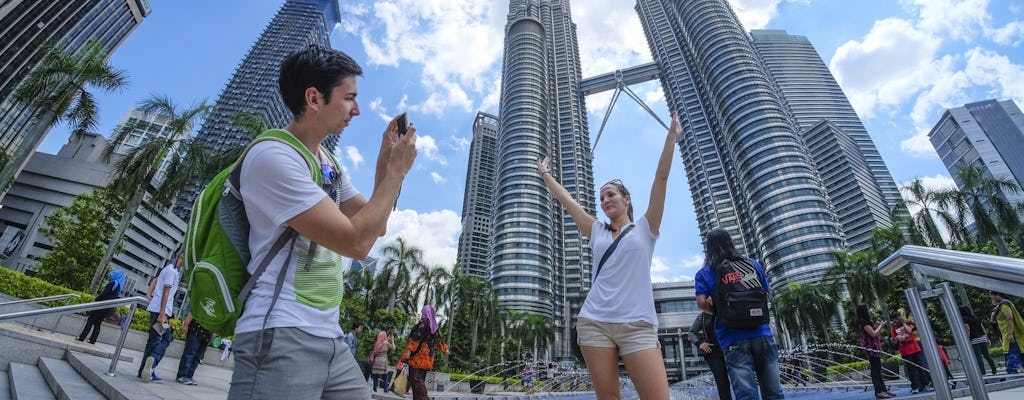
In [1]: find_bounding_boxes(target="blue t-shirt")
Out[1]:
[694,258,773,348]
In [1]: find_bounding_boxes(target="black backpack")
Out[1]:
[714,258,770,329]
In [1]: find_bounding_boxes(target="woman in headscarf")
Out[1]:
[77,269,126,344]
[370,330,396,392]
[399,305,449,400]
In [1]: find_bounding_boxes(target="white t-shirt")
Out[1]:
[234,139,359,338]
[578,216,659,328]
[147,264,180,316]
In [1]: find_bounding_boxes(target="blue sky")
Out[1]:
[40,0,1024,282]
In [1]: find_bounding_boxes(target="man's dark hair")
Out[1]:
[350,322,361,331]
[703,228,743,268]
[279,45,363,117]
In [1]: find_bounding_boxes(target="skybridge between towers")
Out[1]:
[580,62,666,151]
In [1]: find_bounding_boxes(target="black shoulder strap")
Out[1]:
[593,224,636,282]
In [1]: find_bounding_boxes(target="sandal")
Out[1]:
[876,392,893,399]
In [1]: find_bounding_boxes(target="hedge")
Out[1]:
[0,267,186,340]
[825,347,1007,375]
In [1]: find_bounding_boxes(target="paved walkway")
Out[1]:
[7,323,1024,399]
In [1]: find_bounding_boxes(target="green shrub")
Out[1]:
[449,373,507,385]
[825,355,903,375]
[0,268,185,339]
[0,267,94,306]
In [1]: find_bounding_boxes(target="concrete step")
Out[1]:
[65,351,158,400]
[8,362,55,400]
[37,357,105,400]
[1,366,11,400]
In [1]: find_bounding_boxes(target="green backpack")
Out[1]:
[183,129,340,336]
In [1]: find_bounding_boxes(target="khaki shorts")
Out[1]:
[576,317,660,356]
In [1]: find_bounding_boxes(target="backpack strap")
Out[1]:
[593,224,636,282]
[227,129,339,350]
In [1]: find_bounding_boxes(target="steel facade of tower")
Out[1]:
[929,99,1024,206]
[457,112,499,278]
[0,0,150,164]
[174,0,341,218]
[635,0,843,285]
[751,30,896,253]
[491,0,595,355]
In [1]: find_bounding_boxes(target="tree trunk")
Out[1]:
[0,109,58,201]
[88,188,145,293]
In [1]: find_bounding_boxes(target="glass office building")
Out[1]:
[635,0,844,285]
[751,30,896,253]
[457,112,499,278]
[491,0,596,356]
[174,0,341,218]
[0,0,150,182]
[929,99,1024,206]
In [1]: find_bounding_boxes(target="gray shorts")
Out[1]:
[576,317,660,355]
[228,327,368,400]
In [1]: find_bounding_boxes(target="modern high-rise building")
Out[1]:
[751,30,897,252]
[0,0,150,189]
[635,0,844,285]
[491,0,596,355]
[0,108,187,295]
[928,99,1024,206]
[457,112,499,278]
[174,0,341,218]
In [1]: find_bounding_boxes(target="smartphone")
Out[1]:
[397,112,409,136]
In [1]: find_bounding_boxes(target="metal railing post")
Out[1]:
[106,302,137,377]
[937,282,988,400]
[904,288,952,400]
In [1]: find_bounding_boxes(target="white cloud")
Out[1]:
[650,254,703,283]
[430,172,446,184]
[344,146,364,167]
[899,48,1024,155]
[900,129,940,155]
[650,256,672,283]
[450,134,470,152]
[962,47,1024,105]
[681,254,706,269]
[728,0,784,30]
[370,209,462,269]
[985,20,1024,45]
[901,0,990,41]
[573,1,652,78]
[415,135,446,166]
[355,0,505,115]
[831,18,943,119]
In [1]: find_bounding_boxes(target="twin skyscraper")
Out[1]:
[458,0,902,358]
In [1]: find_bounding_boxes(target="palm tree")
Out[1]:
[0,40,128,199]
[87,95,217,293]
[936,164,1022,255]
[379,237,428,312]
[522,314,553,360]
[771,282,839,346]
[901,179,956,247]
[825,250,894,318]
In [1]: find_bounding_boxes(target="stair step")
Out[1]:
[37,357,105,400]
[65,351,157,400]
[1,367,12,400]
[8,362,55,400]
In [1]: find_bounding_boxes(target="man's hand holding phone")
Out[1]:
[397,112,409,136]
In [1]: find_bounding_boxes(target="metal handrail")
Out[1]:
[0,293,80,307]
[0,296,150,377]
[877,245,1024,294]
[877,245,1024,400]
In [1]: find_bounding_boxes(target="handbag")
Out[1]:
[390,366,409,394]
[570,224,636,364]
